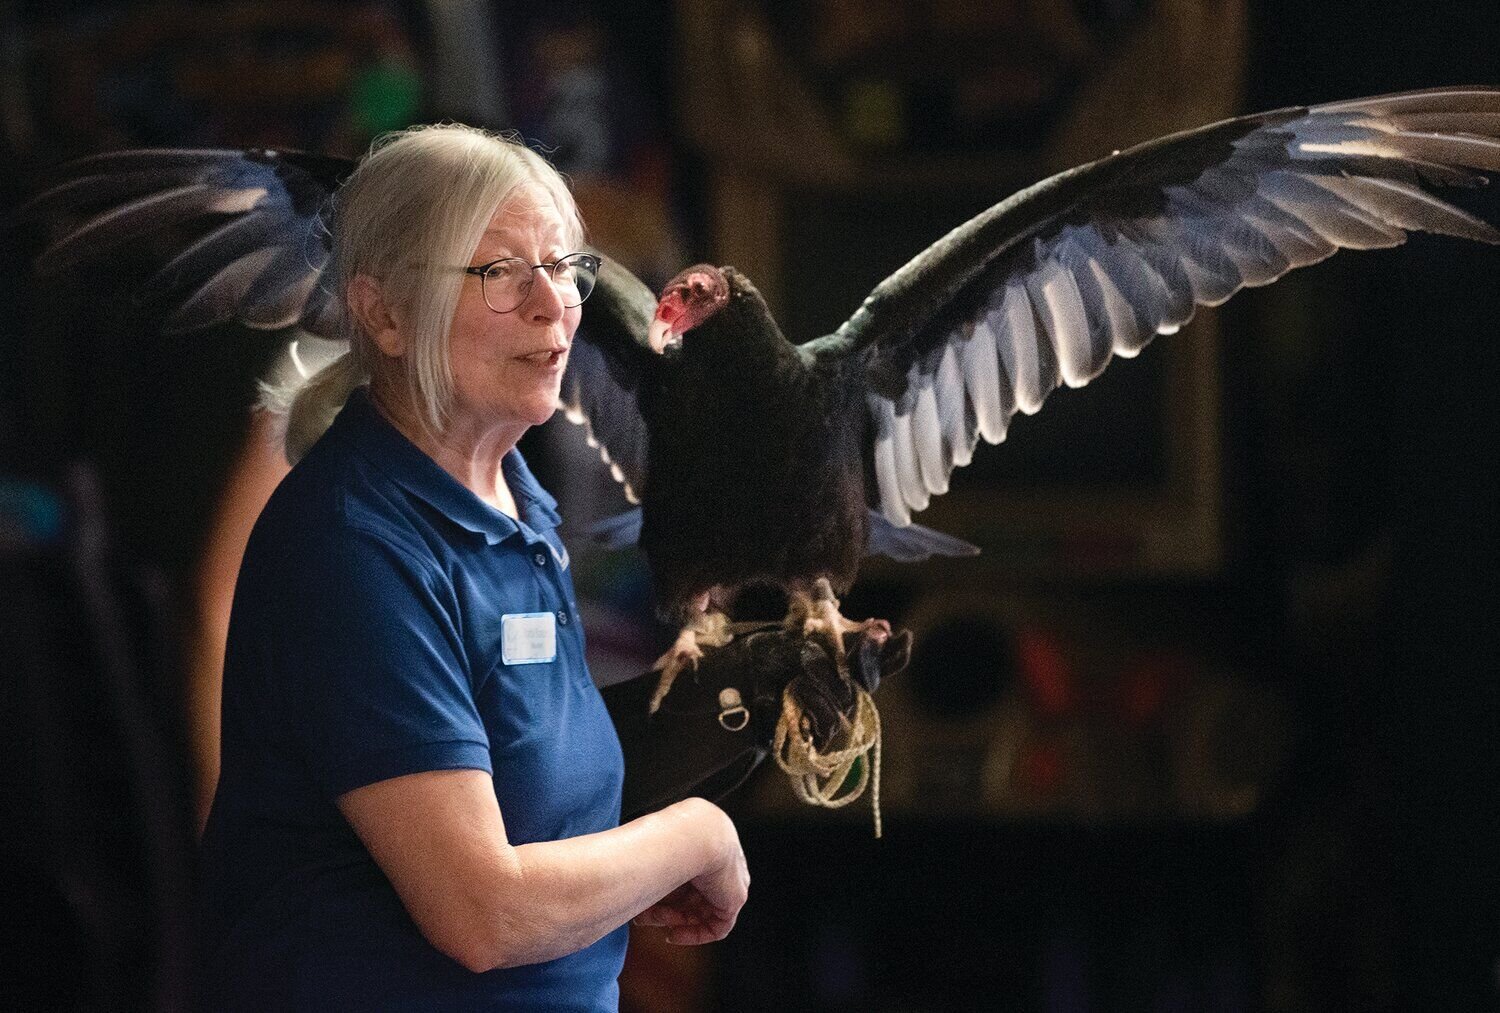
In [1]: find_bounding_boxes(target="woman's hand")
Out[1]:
[632,800,749,944]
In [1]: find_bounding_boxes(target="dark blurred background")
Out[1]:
[1,1,1496,1010]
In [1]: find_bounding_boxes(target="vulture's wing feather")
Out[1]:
[559,256,657,503]
[801,87,1500,526]
[16,148,353,338]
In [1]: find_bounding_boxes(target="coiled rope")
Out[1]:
[771,681,883,838]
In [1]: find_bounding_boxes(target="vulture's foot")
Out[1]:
[648,611,733,713]
[787,578,892,669]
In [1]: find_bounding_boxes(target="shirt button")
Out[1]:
[533,551,548,567]
[557,610,570,625]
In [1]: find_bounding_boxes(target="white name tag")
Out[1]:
[501,612,557,665]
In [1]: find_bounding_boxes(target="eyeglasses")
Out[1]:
[462,252,600,314]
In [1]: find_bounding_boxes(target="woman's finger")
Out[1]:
[633,903,694,928]
[664,911,736,945]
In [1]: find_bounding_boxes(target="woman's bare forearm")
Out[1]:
[340,769,742,973]
[463,797,735,971]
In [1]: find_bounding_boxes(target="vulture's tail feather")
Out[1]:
[865,510,980,562]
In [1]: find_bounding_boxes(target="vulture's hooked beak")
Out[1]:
[648,290,686,354]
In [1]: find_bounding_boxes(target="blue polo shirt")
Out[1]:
[196,388,627,1011]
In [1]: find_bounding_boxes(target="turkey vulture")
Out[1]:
[15,87,1500,709]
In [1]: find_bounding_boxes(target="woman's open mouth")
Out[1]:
[517,348,566,371]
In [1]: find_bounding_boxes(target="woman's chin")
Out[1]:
[513,392,561,429]
[461,379,563,431]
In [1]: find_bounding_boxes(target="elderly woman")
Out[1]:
[195,125,748,1011]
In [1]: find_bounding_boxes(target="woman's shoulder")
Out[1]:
[248,433,437,583]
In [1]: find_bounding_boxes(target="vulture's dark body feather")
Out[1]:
[637,282,871,617]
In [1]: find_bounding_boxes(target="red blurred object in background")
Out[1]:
[1016,627,1073,717]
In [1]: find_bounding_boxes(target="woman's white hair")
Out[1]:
[263,124,583,463]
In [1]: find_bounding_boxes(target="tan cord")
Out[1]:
[771,682,883,838]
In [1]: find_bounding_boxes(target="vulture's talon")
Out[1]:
[648,611,733,713]
[785,583,890,673]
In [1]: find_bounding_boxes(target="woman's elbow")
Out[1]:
[441,914,594,973]
[433,924,525,975]
[413,854,539,972]
[426,895,561,973]
[450,941,504,975]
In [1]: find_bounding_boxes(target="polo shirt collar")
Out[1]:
[332,387,561,545]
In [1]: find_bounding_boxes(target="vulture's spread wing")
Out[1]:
[16,148,354,338]
[800,87,1500,525]
[17,147,660,500]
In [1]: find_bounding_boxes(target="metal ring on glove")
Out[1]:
[717,687,750,732]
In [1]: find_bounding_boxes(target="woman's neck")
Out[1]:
[371,386,526,518]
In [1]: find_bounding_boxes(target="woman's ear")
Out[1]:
[347,274,406,358]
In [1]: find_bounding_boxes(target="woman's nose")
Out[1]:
[526,266,568,320]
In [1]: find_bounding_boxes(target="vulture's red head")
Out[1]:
[648,264,731,353]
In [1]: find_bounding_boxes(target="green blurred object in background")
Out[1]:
[350,58,422,137]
